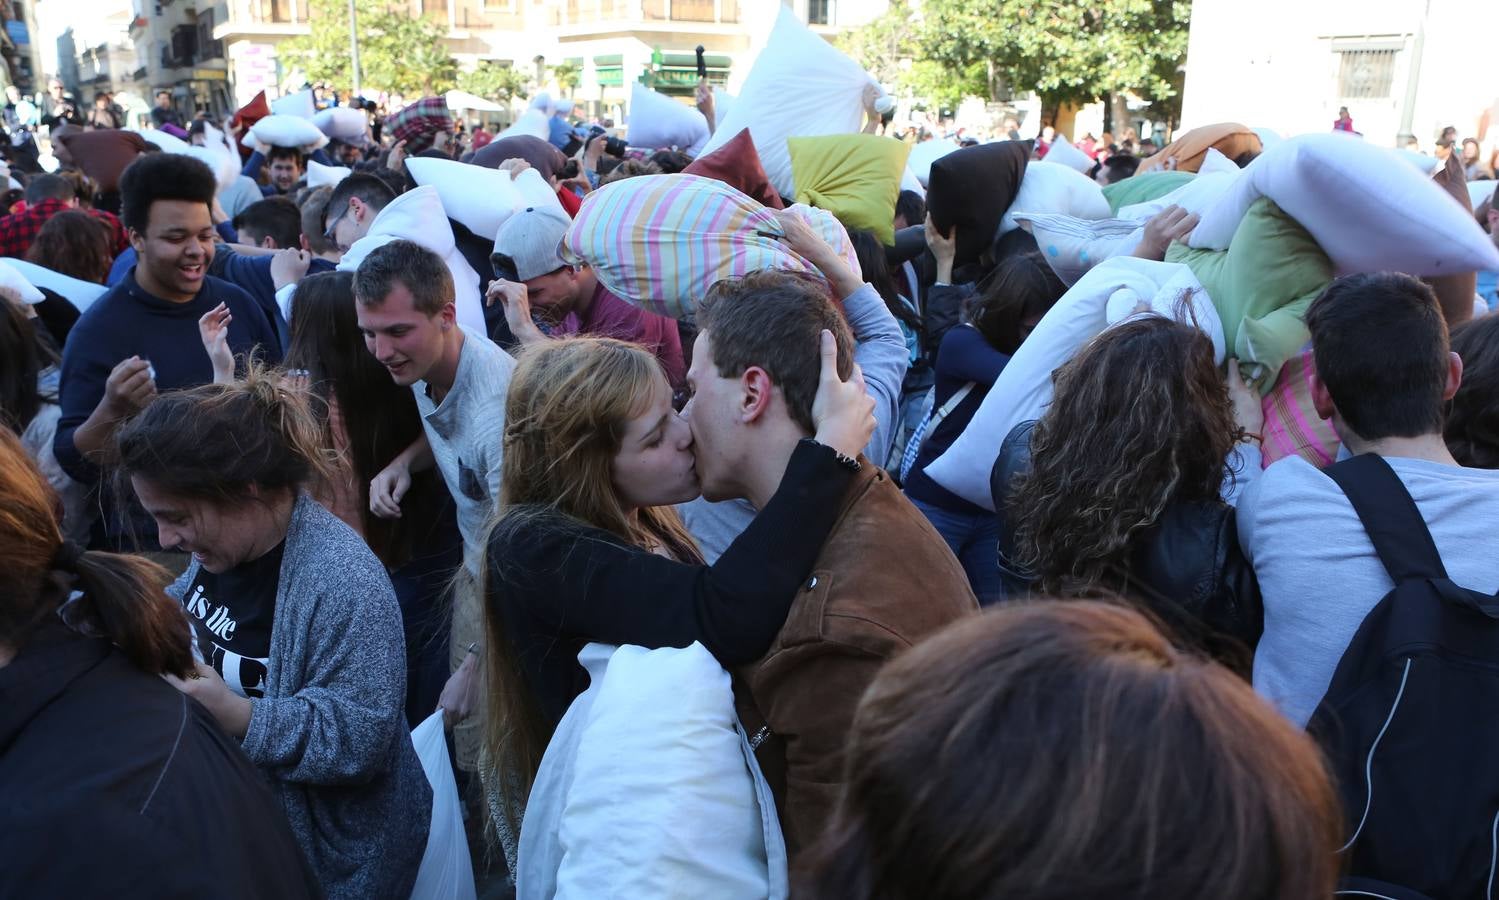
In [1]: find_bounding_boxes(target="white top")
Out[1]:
[414,324,516,576]
[1239,454,1499,727]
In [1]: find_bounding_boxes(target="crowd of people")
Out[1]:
[3,31,1499,900]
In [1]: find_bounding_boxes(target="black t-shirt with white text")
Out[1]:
[182,542,283,699]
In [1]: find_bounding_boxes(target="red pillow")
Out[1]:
[683,128,784,209]
[56,131,150,193]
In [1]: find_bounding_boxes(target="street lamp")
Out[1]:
[349,0,362,96]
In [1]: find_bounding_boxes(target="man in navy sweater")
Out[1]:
[54,153,281,551]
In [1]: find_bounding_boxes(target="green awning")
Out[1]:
[593,53,623,65]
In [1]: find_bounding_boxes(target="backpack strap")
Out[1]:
[1322,454,1448,583]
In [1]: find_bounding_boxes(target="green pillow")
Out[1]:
[788,134,911,245]
[1168,197,1333,393]
[1102,171,1195,215]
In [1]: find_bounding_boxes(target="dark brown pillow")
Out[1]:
[683,128,784,210]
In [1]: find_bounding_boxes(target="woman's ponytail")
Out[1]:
[64,546,195,678]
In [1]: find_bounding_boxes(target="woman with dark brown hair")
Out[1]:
[991,315,1264,670]
[0,428,316,899]
[26,208,115,284]
[1446,314,1499,469]
[798,601,1343,900]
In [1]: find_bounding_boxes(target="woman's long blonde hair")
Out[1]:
[479,337,702,832]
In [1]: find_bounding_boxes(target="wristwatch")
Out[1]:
[801,437,861,473]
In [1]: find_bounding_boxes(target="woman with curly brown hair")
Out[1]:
[990,315,1264,671]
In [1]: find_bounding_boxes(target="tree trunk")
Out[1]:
[1102,90,1113,134]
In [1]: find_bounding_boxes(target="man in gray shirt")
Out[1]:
[1239,273,1499,727]
[355,240,516,767]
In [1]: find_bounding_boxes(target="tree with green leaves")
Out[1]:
[549,61,581,97]
[915,0,1191,125]
[281,0,459,97]
[841,0,1190,124]
[457,62,530,104]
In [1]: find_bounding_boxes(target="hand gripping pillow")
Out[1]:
[788,134,911,244]
[1015,213,1144,286]
[517,643,787,900]
[694,5,878,198]
[1000,160,1111,234]
[1102,171,1195,214]
[1189,132,1499,277]
[926,257,1219,509]
[1138,122,1261,174]
[1045,134,1094,174]
[627,82,710,154]
[907,139,960,186]
[560,173,855,321]
[926,141,1029,266]
[410,157,564,241]
[314,107,368,142]
[1168,197,1332,392]
[271,89,316,120]
[683,128,784,209]
[245,114,329,151]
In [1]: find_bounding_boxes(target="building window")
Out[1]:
[1336,47,1398,100]
[807,0,832,26]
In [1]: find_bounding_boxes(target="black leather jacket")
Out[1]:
[991,421,1263,673]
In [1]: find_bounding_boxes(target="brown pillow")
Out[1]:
[1138,123,1262,174]
[1426,150,1479,327]
[926,140,1030,267]
[471,135,568,183]
[683,128,784,209]
[56,131,150,193]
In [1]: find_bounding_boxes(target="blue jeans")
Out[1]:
[909,496,1005,605]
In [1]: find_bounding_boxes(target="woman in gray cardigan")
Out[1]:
[114,369,431,900]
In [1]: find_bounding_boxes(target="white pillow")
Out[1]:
[907,139,959,186]
[518,643,786,900]
[307,159,351,189]
[131,127,190,154]
[245,114,329,151]
[712,87,735,126]
[411,156,567,244]
[0,258,47,304]
[1000,161,1111,234]
[628,82,709,153]
[695,5,877,198]
[4,259,107,313]
[1190,132,1499,276]
[925,258,1217,510]
[313,107,367,142]
[900,165,926,199]
[496,108,552,142]
[1017,214,1143,285]
[271,89,315,120]
[1116,149,1243,221]
[1468,179,1497,210]
[1045,135,1094,174]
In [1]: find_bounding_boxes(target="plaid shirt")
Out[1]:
[0,197,129,260]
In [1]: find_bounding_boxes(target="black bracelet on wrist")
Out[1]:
[800,437,861,472]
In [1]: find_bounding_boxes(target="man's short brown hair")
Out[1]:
[697,270,853,434]
[352,239,454,317]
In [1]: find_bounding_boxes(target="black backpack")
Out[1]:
[1307,454,1499,898]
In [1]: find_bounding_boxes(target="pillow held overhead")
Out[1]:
[307,159,352,189]
[245,114,329,151]
[1044,135,1095,175]
[1138,122,1261,174]
[683,128,784,209]
[694,5,878,198]
[1000,160,1110,235]
[1102,171,1195,214]
[627,82,710,155]
[788,134,911,244]
[56,130,149,193]
[271,89,316,120]
[926,140,1030,266]
[907,139,960,186]
[1189,132,1499,278]
[314,107,368,143]
[560,173,852,321]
